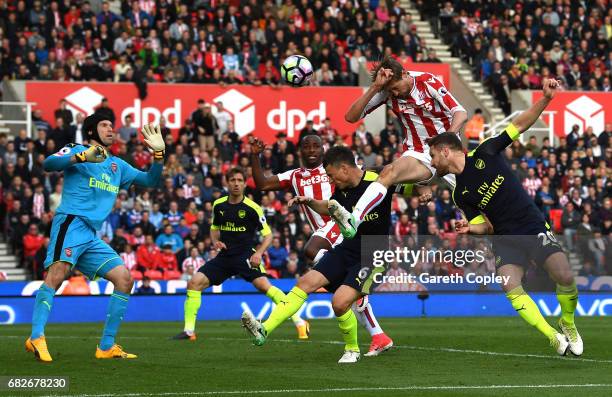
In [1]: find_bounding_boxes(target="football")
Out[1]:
[281,55,314,87]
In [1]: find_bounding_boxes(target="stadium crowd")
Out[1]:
[0,95,610,284]
[417,0,612,114]
[0,0,424,88]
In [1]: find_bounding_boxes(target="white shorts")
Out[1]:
[313,220,343,247]
[401,149,456,188]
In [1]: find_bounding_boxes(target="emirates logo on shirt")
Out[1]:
[65,248,72,257]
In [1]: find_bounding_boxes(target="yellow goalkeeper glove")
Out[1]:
[75,145,107,163]
[141,123,165,160]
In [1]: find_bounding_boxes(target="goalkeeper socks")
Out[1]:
[31,283,55,339]
[351,181,387,227]
[262,286,307,334]
[556,282,578,325]
[337,309,359,352]
[184,289,202,334]
[266,286,304,326]
[100,291,130,350]
[353,302,383,336]
[506,285,555,339]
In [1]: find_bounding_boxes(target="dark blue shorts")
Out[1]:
[313,246,384,294]
[198,251,267,286]
[493,223,564,269]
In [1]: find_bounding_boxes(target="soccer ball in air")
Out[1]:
[281,55,314,87]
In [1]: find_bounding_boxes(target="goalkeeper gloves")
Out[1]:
[75,145,108,163]
[141,123,166,160]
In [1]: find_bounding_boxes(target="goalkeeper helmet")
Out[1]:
[83,109,113,146]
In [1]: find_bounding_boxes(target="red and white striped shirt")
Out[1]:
[362,72,465,153]
[278,164,334,230]
[182,256,205,273]
[121,252,138,270]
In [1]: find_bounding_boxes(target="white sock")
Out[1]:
[312,249,327,265]
[351,182,388,227]
[353,302,383,336]
[292,316,305,326]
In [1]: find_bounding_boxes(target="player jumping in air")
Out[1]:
[242,146,392,363]
[331,56,468,239]
[250,134,393,356]
[427,79,582,356]
[173,168,308,341]
[26,113,165,361]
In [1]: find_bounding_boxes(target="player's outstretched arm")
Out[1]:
[249,137,282,190]
[130,124,165,187]
[288,196,330,215]
[345,68,392,123]
[43,145,107,171]
[511,79,559,134]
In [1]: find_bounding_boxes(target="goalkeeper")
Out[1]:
[25,111,165,362]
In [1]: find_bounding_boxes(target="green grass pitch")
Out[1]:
[1,317,612,396]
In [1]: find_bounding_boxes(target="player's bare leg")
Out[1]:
[252,276,309,340]
[26,261,70,362]
[96,265,137,359]
[305,235,331,265]
[333,286,362,363]
[498,264,569,355]
[329,156,433,238]
[543,252,582,356]
[173,271,209,341]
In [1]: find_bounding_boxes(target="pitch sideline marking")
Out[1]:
[4,334,612,364]
[37,383,612,397]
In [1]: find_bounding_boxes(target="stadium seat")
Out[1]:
[130,270,143,280]
[163,270,182,280]
[144,270,164,280]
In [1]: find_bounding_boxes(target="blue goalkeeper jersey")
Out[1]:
[44,143,162,231]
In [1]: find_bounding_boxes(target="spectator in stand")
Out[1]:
[159,244,179,275]
[165,201,182,227]
[121,244,138,272]
[267,237,288,271]
[136,234,161,273]
[135,277,156,295]
[464,109,485,150]
[155,224,184,253]
[54,99,73,127]
[149,203,164,230]
[182,247,205,274]
[562,202,581,251]
[22,224,45,271]
[192,102,218,152]
[117,115,138,144]
[394,213,411,243]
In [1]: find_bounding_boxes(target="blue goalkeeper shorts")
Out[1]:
[44,213,124,280]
